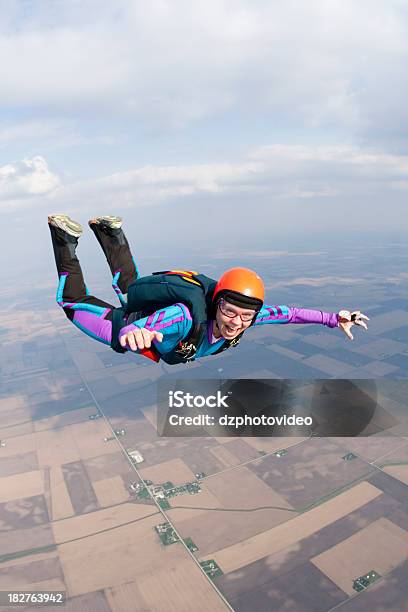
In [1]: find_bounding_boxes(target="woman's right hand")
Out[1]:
[119,327,163,351]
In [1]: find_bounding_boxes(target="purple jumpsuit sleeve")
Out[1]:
[287,307,339,328]
[254,304,339,328]
[118,303,193,355]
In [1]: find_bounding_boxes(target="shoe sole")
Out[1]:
[48,215,83,238]
[88,216,123,230]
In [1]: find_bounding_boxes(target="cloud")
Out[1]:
[0,120,65,145]
[51,142,408,208]
[0,156,60,203]
[1,142,407,242]
[0,119,119,150]
[49,160,263,209]
[1,1,408,143]
[265,270,408,289]
[265,276,366,289]
[209,250,326,259]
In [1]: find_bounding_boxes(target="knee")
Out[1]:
[63,307,75,321]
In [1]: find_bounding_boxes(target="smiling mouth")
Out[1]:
[225,325,239,333]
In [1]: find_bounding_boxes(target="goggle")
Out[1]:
[218,299,256,322]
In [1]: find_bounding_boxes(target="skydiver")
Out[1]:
[48,215,369,365]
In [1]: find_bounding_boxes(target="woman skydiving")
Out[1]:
[48,214,369,365]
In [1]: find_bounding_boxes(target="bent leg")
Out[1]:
[49,222,114,346]
[89,219,139,295]
[49,223,87,303]
[70,306,113,346]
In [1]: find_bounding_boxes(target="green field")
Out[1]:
[183,537,198,553]
[353,570,381,592]
[200,559,223,579]
[155,523,179,545]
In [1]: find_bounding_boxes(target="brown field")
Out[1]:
[139,457,196,485]
[245,436,307,453]
[114,363,162,384]
[0,394,32,428]
[204,466,294,511]
[61,591,113,612]
[169,505,295,558]
[58,514,187,597]
[0,451,38,477]
[106,561,229,612]
[61,461,98,515]
[19,590,112,612]
[212,481,383,573]
[4,420,114,473]
[330,436,407,463]
[3,577,66,594]
[0,556,63,589]
[136,558,229,612]
[0,493,49,531]
[52,502,158,543]
[105,581,151,612]
[169,485,225,514]
[83,452,131,482]
[0,420,34,440]
[78,368,113,383]
[34,406,98,432]
[213,436,235,444]
[0,524,54,556]
[70,351,105,373]
[0,470,44,503]
[166,505,218,524]
[68,421,121,460]
[0,550,56,571]
[222,439,259,462]
[383,464,408,485]
[168,466,296,555]
[110,417,157,444]
[374,443,408,466]
[93,476,130,506]
[208,444,239,468]
[0,432,37,459]
[49,465,75,520]
[134,437,224,477]
[248,436,375,509]
[35,428,81,467]
[83,359,158,384]
[141,404,158,429]
[311,518,408,595]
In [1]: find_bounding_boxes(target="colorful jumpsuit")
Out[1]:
[49,224,340,362]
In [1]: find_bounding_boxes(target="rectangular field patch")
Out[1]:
[311,517,408,595]
[212,481,382,574]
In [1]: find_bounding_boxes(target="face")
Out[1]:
[214,299,256,340]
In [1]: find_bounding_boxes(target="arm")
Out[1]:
[119,303,193,354]
[254,305,369,340]
[254,305,339,328]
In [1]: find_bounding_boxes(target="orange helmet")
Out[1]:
[212,267,264,311]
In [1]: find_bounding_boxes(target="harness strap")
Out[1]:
[111,307,127,353]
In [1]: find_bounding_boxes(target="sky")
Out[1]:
[0,0,407,274]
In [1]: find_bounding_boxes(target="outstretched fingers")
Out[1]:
[340,322,354,340]
[338,309,370,341]
[140,329,163,348]
[119,328,163,351]
[351,311,369,331]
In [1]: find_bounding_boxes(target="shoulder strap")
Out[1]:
[111,307,127,353]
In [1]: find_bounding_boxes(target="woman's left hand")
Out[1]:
[338,310,369,340]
